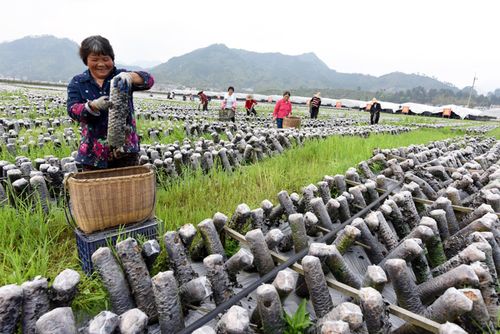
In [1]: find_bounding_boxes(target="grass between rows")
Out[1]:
[155,127,465,230]
[0,127,473,317]
[487,126,500,139]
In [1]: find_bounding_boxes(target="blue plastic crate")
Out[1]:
[75,217,160,275]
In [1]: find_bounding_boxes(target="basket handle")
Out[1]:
[136,169,157,225]
[62,172,78,230]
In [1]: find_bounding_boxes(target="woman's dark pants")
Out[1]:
[276,118,283,128]
[370,111,380,125]
[311,107,319,119]
[246,107,257,116]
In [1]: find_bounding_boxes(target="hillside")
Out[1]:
[371,72,457,92]
[0,35,142,83]
[151,44,335,90]
[151,44,458,92]
[0,36,458,93]
[0,35,84,82]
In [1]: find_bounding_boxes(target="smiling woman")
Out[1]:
[67,35,155,170]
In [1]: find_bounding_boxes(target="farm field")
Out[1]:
[0,85,499,333]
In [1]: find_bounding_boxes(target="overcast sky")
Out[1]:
[3,0,498,92]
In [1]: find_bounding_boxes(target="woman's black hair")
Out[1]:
[283,91,291,97]
[79,35,115,65]
[228,86,235,92]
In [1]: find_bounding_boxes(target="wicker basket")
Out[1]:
[283,116,301,128]
[219,109,235,121]
[65,165,156,234]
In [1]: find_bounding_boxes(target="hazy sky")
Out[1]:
[2,0,498,92]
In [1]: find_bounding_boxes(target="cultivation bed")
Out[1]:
[1,135,499,333]
[0,89,499,333]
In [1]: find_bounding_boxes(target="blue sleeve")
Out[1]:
[67,78,92,122]
[132,71,155,91]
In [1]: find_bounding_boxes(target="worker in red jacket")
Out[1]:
[273,91,292,128]
[245,95,258,116]
[197,91,209,111]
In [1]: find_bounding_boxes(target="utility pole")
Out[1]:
[466,74,478,108]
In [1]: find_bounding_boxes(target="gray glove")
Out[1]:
[85,96,111,116]
[114,72,133,93]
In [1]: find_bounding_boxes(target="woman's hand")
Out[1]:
[129,72,144,85]
[114,72,132,92]
[113,72,144,92]
[86,96,111,116]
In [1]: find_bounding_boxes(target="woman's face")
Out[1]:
[87,53,114,80]
[228,89,234,96]
[283,94,290,101]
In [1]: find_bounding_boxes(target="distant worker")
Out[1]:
[310,92,322,119]
[198,90,209,111]
[221,86,237,122]
[245,95,258,116]
[273,91,292,128]
[370,97,382,125]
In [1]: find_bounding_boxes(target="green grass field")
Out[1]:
[0,88,499,328]
[0,125,472,315]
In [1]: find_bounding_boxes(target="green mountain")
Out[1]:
[0,36,458,93]
[0,35,142,83]
[370,72,457,92]
[151,44,458,92]
[0,35,84,82]
[151,44,335,90]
